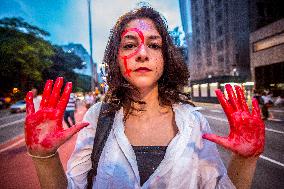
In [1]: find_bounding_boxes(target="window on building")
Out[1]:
[193,84,199,97]
[217,26,223,37]
[192,0,198,11]
[206,31,211,41]
[197,39,201,46]
[196,27,200,35]
[216,0,222,6]
[200,84,208,97]
[195,16,199,23]
[253,32,284,52]
[217,40,224,51]
[206,44,211,54]
[216,12,222,22]
[205,19,210,28]
[207,57,212,66]
[218,55,224,63]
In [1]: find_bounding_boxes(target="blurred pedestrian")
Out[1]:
[64,93,76,128]
[84,92,94,109]
[275,95,284,107]
[253,90,262,105]
[261,91,273,120]
[31,88,41,112]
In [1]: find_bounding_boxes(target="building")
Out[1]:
[179,0,283,102]
[179,0,192,65]
[61,43,100,84]
[250,19,284,96]
[190,0,251,102]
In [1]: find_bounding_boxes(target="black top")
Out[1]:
[132,146,168,186]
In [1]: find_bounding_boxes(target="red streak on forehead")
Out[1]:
[121,27,145,44]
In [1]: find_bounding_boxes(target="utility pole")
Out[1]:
[87,0,95,91]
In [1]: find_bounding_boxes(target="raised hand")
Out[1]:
[25,77,89,157]
[202,84,265,157]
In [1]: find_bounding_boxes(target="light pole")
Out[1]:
[87,0,95,91]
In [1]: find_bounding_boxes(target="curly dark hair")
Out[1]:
[103,6,194,120]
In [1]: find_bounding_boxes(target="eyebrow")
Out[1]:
[122,34,161,41]
[148,35,162,40]
[123,35,137,40]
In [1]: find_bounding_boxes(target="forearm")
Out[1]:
[32,152,67,189]
[228,153,258,189]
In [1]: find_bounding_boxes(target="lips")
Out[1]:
[134,67,152,72]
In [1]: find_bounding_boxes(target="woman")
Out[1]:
[25,7,264,189]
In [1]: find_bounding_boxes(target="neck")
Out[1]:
[136,84,159,110]
[130,84,170,115]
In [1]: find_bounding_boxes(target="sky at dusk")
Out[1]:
[0,0,182,68]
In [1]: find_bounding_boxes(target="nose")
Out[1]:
[135,44,149,62]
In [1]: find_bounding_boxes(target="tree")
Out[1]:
[0,17,87,100]
[42,46,86,91]
[0,17,54,98]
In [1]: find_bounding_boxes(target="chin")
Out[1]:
[129,77,158,90]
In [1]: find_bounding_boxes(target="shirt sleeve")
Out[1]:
[193,111,236,189]
[66,102,102,189]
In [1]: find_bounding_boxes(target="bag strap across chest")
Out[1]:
[87,103,116,189]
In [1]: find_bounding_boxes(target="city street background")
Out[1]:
[0,101,283,189]
[1,0,283,188]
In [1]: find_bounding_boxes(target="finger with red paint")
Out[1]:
[26,91,35,115]
[55,82,72,118]
[39,79,53,110]
[225,84,241,112]
[235,85,249,112]
[48,77,64,108]
[202,84,265,157]
[25,78,89,157]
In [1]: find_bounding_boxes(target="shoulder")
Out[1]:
[83,102,103,121]
[173,103,210,132]
[173,103,204,121]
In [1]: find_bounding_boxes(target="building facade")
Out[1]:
[250,19,284,96]
[179,0,283,102]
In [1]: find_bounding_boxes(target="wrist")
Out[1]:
[231,152,259,165]
[28,150,58,160]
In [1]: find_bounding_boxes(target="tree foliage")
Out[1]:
[42,46,86,91]
[0,17,54,97]
[0,17,86,100]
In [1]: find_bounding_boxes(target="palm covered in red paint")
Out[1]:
[203,84,265,157]
[25,77,89,156]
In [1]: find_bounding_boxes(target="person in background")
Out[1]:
[274,95,284,107]
[64,93,76,128]
[84,92,94,109]
[31,88,42,112]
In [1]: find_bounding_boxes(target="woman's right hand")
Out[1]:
[25,77,89,157]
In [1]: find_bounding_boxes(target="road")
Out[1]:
[0,102,283,188]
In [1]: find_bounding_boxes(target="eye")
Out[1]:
[148,43,161,49]
[122,44,137,50]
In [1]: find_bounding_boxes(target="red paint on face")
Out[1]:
[119,28,145,77]
[202,84,265,157]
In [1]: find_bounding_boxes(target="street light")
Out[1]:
[87,0,95,91]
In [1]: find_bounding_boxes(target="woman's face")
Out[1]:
[118,18,164,90]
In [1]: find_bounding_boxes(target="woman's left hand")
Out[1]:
[202,84,265,157]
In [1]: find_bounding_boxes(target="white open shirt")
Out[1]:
[66,102,235,189]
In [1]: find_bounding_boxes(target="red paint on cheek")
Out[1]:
[120,28,145,77]
[123,57,132,77]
